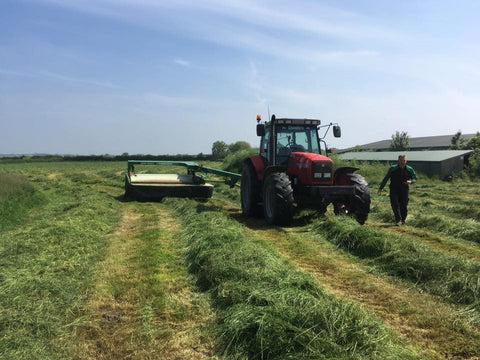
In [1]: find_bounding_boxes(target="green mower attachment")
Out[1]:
[124,160,241,201]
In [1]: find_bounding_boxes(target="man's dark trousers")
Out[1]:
[389,184,409,222]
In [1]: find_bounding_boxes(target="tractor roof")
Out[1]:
[268,118,321,126]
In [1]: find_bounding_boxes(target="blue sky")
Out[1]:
[1,0,479,155]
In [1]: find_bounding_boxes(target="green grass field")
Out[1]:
[1,160,479,359]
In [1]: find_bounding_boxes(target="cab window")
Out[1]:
[275,125,320,164]
[260,128,270,160]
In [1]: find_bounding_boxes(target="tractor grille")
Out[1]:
[311,161,333,181]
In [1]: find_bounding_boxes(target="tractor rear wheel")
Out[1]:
[263,172,294,225]
[334,173,370,224]
[241,162,263,217]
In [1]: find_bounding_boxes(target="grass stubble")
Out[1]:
[72,203,219,360]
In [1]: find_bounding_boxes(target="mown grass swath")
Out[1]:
[0,167,121,359]
[395,211,479,244]
[346,161,480,243]
[0,173,45,231]
[413,187,480,222]
[169,199,418,359]
[312,216,480,310]
[371,187,480,244]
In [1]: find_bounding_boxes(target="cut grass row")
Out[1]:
[371,189,480,244]
[0,173,45,231]
[168,198,419,359]
[376,222,480,263]
[209,184,480,358]
[0,172,121,359]
[241,219,480,359]
[373,204,480,245]
[311,216,480,313]
[414,186,480,222]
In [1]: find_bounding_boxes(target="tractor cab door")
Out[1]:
[259,127,271,164]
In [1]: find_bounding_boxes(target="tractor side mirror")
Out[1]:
[257,124,265,137]
[333,125,341,138]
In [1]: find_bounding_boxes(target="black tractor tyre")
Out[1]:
[263,172,294,225]
[241,162,263,217]
[334,173,370,224]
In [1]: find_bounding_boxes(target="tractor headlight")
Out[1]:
[312,161,333,181]
[314,172,331,179]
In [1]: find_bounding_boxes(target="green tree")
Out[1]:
[450,130,467,150]
[228,141,251,154]
[212,141,229,160]
[466,132,480,150]
[390,131,410,151]
[467,151,480,177]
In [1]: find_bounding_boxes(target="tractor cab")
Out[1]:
[256,115,341,166]
[243,114,369,226]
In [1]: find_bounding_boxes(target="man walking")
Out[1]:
[378,155,417,225]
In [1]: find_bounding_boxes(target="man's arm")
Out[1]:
[377,166,393,194]
[407,165,417,183]
[378,167,392,190]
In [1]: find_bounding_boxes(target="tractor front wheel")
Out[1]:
[263,172,294,225]
[241,162,263,217]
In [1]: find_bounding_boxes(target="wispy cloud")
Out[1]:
[140,92,204,107]
[172,0,398,41]
[0,67,117,88]
[0,68,31,77]
[34,0,389,64]
[38,71,117,88]
[173,58,191,67]
[245,61,267,105]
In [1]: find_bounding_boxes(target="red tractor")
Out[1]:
[241,114,370,225]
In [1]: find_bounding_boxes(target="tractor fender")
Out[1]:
[246,155,267,181]
[334,166,359,184]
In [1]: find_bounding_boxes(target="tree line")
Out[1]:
[0,153,214,163]
[450,130,480,150]
[211,140,253,160]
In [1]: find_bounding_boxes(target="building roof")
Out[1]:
[340,133,477,152]
[339,150,474,162]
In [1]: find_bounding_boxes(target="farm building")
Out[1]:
[339,150,474,178]
[339,133,476,153]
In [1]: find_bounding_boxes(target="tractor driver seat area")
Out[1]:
[277,146,294,165]
[277,147,291,157]
[290,144,305,152]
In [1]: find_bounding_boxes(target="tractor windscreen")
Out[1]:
[275,125,320,164]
